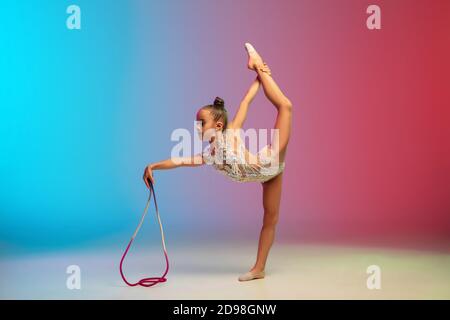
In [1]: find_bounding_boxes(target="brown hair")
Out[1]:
[202,97,228,130]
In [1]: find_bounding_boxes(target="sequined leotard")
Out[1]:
[202,130,286,183]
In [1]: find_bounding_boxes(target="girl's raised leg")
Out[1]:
[245,43,293,163]
[256,69,292,163]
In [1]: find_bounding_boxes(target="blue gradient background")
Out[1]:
[1,1,235,253]
[1,1,138,251]
[1,0,450,255]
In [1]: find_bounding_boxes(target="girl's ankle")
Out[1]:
[251,266,265,273]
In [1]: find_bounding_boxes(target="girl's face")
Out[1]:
[196,109,223,141]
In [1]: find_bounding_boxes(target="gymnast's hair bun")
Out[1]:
[213,97,225,108]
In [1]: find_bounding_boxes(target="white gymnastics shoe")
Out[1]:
[244,42,257,53]
[238,270,266,282]
[244,42,264,71]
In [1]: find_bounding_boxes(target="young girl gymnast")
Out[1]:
[143,43,293,281]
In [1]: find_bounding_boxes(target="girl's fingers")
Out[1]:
[143,171,150,188]
[147,168,154,184]
[261,62,271,73]
[143,175,150,189]
[143,166,155,188]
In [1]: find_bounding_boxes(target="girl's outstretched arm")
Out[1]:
[143,154,204,188]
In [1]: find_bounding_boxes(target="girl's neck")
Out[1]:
[209,130,225,144]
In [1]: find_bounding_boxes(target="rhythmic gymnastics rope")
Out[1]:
[119,179,169,287]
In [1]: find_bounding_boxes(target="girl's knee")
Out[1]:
[279,99,292,112]
[263,211,279,227]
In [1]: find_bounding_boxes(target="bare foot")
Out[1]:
[244,42,265,71]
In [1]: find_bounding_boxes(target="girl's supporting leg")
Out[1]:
[238,171,283,281]
[258,172,283,268]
